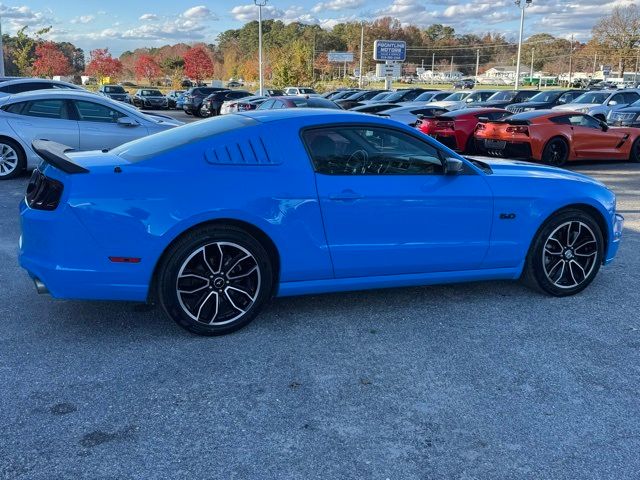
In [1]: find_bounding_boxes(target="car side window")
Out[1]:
[567,114,601,129]
[550,115,572,125]
[74,101,125,123]
[259,99,275,110]
[403,91,421,101]
[610,93,625,105]
[303,126,444,176]
[557,92,577,104]
[22,100,68,119]
[1,101,27,114]
[624,92,639,104]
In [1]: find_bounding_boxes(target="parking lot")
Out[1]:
[1,148,638,479]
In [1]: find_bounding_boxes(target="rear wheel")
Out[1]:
[630,138,640,162]
[541,137,569,167]
[0,138,26,180]
[522,209,603,296]
[157,225,273,336]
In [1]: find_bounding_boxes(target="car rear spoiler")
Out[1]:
[31,140,89,174]
[479,118,530,125]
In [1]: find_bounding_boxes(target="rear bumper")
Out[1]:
[19,199,149,301]
[475,139,533,159]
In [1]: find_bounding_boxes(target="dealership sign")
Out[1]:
[328,52,354,63]
[373,40,407,62]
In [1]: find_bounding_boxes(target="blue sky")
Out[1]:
[0,0,637,55]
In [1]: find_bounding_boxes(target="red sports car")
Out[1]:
[416,108,510,153]
[474,109,640,165]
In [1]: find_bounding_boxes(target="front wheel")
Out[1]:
[541,137,569,167]
[157,225,273,336]
[522,209,604,296]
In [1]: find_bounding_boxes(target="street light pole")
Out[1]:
[255,0,268,96]
[514,0,532,91]
[0,15,5,77]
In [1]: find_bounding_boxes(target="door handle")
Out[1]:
[328,190,363,201]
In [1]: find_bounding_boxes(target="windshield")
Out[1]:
[299,88,317,94]
[414,92,436,102]
[487,91,516,101]
[140,90,163,96]
[371,92,391,101]
[573,92,609,104]
[384,91,412,102]
[528,91,562,102]
[104,86,125,93]
[444,92,470,101]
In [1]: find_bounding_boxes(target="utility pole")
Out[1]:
[475,49,480,87]
[593,52,597,77]
[530,48,534,83]
[568,34,574,88]
[0,15,4,77]
[635,49,639,86]
[450,55,454,80]
[254,0,268,96]
[431,52,435,85]
[358,22,364,88]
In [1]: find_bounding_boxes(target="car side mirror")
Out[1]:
[445,157,464,175]
[117,117,139,127]
[599,121,609,132]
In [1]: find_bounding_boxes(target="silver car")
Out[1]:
[552,89,640,121]
[0,90,183,179]
[376,104,450,125]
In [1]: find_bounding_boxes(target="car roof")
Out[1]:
[0,78,80,88]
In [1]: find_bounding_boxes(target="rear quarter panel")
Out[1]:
[65,121,333,293]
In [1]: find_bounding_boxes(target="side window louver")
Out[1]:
[204,137,280,165]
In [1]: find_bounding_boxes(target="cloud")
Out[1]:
[0,4,54,29]
[139,13,158,21]
[70,15,95,24]
[183,5,214,19]
[311,0,364,14]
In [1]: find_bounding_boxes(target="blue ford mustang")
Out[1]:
[19,109,624,335]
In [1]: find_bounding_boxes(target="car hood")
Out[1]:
[467,101,508,108]
[553,103,599,111]
[429,101,460,108]
[474,157,605,186]
[143,114,184,127]
[509,101,548,109]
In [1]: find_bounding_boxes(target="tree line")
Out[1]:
[1,4,638,86]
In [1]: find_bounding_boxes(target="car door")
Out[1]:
[72,100,148,151]
[302,125,494,278]
[4,99,79,149]
[567,114,627,159]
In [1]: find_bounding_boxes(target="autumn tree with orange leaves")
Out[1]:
[32,42,72,77]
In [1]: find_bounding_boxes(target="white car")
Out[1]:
[376,104,450,125]
[429,90,497,111]
[552,89,640,122]
[283,87,321,97]
[0,90,183,179]
[0,78,84,96]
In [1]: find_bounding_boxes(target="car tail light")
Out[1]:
[436,120,455,130]
[506,125,529,135]
[419,119,437,134]
[26,170,63,211]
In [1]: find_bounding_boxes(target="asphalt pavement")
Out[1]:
[1,143,639,479]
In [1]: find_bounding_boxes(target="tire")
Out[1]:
[541,137,569,167]
[184,110,192,116]
[197,105,209,118]
[522,209,604,297]
[0,138,26,180]
[157,225,274,336]
[630,138,640,163]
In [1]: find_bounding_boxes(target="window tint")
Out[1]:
[258,99,275,110]
[624,92,639,104]
[226,91,250,100]
[567,114,601,128]
[402,90,422,101]
[1,102,26,114]
[557,91,579,104]
[23,99,67,119]
[610,93,625,105]
[550,115,571,125]
[74,101,125,123]
[303,126,444,176]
